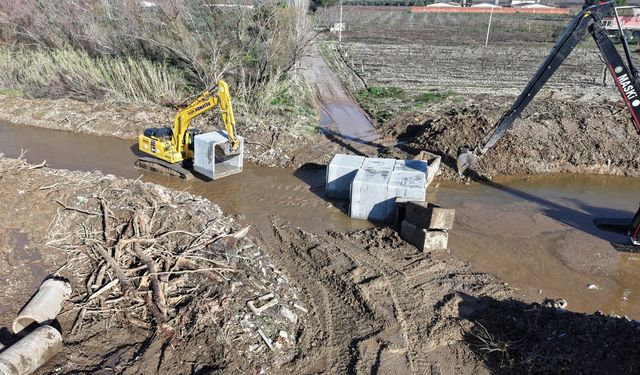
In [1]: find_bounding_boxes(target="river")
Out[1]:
[1,111,640,318]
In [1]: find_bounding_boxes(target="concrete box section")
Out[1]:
[405,202,455,230]
[325,154,366,199]
[393,159,428,174]
[361,157,396,171]
[194,131,244,180]
[350,168,392,222]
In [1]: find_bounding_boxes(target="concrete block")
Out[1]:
[413,151,441,186]
[386,171,427,223]
[394,159,428,174]
[350,168,392,222]
[361,157,396,171]
[426,156,441,186]
[405,201,455,230]
[194,131,243,180]
[325,154,366,199]
[401,220,448,251]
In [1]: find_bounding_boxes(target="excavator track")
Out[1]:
[135,157,193,180]
[593,217,631,234]
[611,242,640,253]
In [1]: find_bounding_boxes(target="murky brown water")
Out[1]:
[432,176,640,318]
[319,102,380,143]
[2,120,640,318]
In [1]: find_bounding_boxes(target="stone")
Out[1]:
[325,154,365,199]
[400,220,448,251]
[194,130,244,180]
[405,201,455,230]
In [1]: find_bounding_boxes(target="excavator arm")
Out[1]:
[457,2,640,173]
[456,1,640,249]
[173,80,239,156]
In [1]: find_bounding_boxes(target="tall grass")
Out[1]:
[0,48,186,103]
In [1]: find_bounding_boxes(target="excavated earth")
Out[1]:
[377,93,640,180]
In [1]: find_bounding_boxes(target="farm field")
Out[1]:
[318,6,640,179]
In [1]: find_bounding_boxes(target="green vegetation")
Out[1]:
[358,86,405,99]
[0,88,24,97]
[416,91,453,103]
[0,0,316,127]
[0,48,186,103]
[356,86,454,124]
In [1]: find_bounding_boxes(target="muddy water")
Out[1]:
[431,176,640,318]
[319,102,380,143]
[0,121,372,234]
[2,121,640,318]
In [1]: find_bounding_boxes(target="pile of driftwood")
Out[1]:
[47,178,249,342]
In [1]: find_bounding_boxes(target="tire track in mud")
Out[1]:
[262,222,511,374]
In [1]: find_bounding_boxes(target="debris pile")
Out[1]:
[32,166,306,372]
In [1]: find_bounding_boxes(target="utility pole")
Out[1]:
[339,0,343,45]
[485,7,493,46]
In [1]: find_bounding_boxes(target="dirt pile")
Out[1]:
[460,295,640,374]
[379,95,640,180]
[0,155,306,374]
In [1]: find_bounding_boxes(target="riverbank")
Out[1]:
[2,155,640,373]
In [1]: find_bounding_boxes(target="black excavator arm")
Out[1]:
[456,1,640,249]
[458,1,640,165]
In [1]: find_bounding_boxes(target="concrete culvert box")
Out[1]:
[393,159,428,174]
[350,168,392,222]
[361,157,396,171]
[325,154,365,199]
[194,131,244,180]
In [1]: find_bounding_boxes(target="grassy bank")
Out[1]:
[356,85,456,124]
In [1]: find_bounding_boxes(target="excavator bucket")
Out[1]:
[214,142,242,160]
[456,148,477,176]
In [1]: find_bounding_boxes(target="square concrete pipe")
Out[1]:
[325,154,365,199]
[361,157,396,171]
[401,220,448,251]
[350,168,393,222]
[386,171,427,223]
[193,130,244,180]
[393,159,428,174]
[413,151,441,186]
[405,201,455,230]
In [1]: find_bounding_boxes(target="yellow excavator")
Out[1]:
[136,80,240,179]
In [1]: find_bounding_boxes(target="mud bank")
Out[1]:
[0,156,306,374]
[379,94,640,180]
